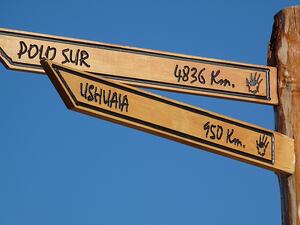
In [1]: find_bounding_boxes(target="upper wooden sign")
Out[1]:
[0,28,278,105]
[41,60,294,174]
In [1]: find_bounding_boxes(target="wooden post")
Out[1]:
[268,5,300,225]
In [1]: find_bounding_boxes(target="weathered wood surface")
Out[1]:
[268,5,300,225]
[41,59,294,174]
[0,28,278,104]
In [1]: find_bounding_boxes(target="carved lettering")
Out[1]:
[17,41,27,59]
[45,46,56,60]
[210,70,235,88]
[79,50,91,67]
[70,49,79,65]
[203,121,245,149]
[17,41,57,60]
[61,48,70,64]
[226,128,244,148]
[174,64,206,84]
[173,64,238,89]
[28,44,39,59]
[80,82,129,112]
[204,121,223,140]
[16,41,89,68]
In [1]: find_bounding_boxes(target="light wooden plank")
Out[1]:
[41,59,294,174]
[0,28,278,105]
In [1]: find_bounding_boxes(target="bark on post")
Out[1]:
[268,5,300,225]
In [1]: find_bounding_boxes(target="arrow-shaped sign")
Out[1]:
[40,59,294,174]
[0,28,278,105]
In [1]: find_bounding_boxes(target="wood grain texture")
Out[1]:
[41,59,294,174]
[0,28,278,104]
[268,5,300,225]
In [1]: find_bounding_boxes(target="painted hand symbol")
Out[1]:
[256,135,269,157]
[246,72,263,95]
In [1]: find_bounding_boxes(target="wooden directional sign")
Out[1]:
[41,60,294,174]
[0,28,278,105]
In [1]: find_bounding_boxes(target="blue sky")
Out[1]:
[0,1,299,225]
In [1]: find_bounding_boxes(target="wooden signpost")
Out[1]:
[1,11,298,223]
[0,28,278,105]
[40,59,294,174]
[268,6,300,225]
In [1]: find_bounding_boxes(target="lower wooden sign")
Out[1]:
[41,60,295,174]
